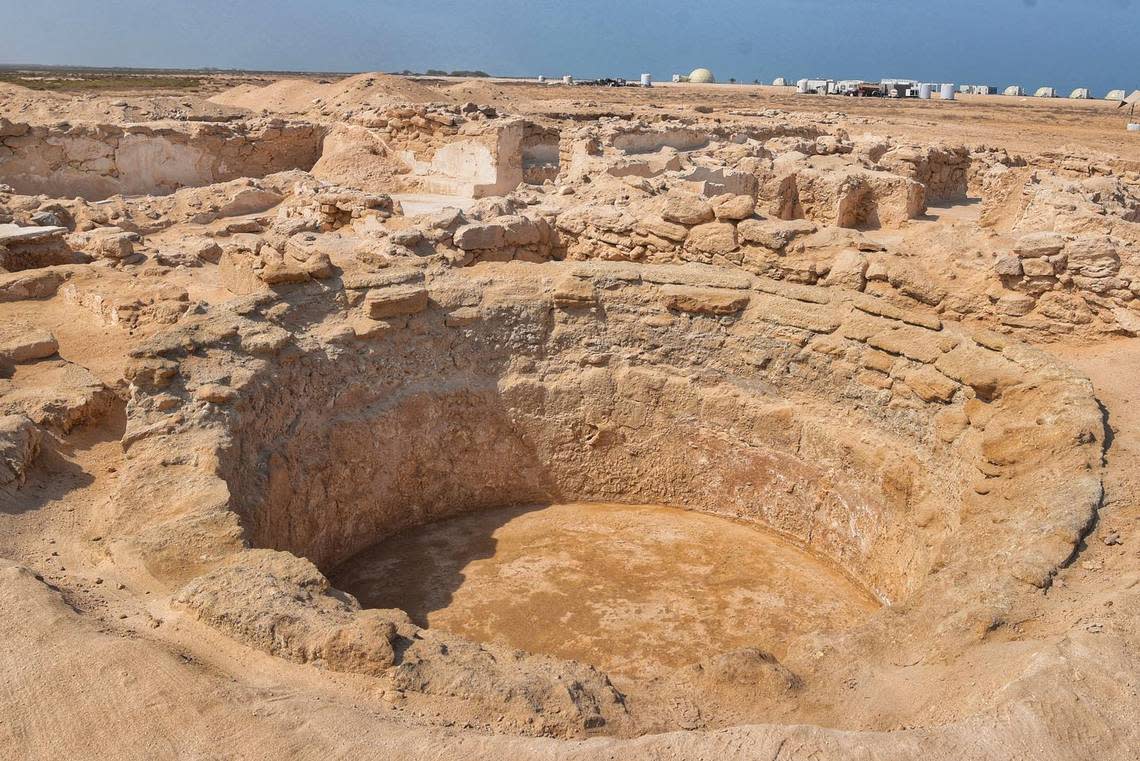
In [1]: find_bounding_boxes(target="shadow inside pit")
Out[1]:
[1,401,127,515]
[329,504,545,628]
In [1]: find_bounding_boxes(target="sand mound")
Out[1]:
[441,80,514,103]
[209,72,445,114]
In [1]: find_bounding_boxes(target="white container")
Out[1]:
[797,78,810,93]
[1127,123,1140,133]
[919,83,933,100]
[562,75,573,85]
[641,73,652,88]
[940,84,956,101]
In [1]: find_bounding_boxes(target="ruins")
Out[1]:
[0,72,1137,760]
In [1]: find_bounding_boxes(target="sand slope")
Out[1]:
[209,72,445,114]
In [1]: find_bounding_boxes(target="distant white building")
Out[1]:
[1070,88,1092,99]
[801,79,836,94]
[1004,85,1027,96]
[1106,89,1127,101]
[772,77,788,87]
[1035,87,1058,98]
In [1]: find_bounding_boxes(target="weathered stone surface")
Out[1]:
[823,249,868,291]
[935,344,1023,400]
[0,414,40,486]
[1020,258,1055,277]
[903,366,960,403]
[0,323,58,364]
[995,291,1037,316]
[886,260,945,306]
[661,285,749,315]
[1064,237,1120,278]
[454,222,506,250]
[738,218,816,249]
[994,254,1023,277]
[661,192,715,225]
[342,268,424,291]
[753,293,840,333]
[711,194,755,221]
[686,222,738,255]
[1013,232,1066,258]
[364,285,429,318]
[866,325,950,364]
[640,216,690,242]
[500,215,541,246]
[850,293,941,330]
[0,269,67,302]
[70,227,135,260]
[552,276,596,308]
[0,224,68,244]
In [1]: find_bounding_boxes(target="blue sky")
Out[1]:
[0,0,1135,95]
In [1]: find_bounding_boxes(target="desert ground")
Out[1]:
[1,71,1138,760]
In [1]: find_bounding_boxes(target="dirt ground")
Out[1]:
[333,502,878,680]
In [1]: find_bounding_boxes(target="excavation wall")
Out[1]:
[0,118,325,200]
[208,267,976,605]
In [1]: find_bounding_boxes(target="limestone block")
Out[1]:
[364,285,429,319]
[661,285,749,316]
[0,323,58,364]
[662,192,715,226]
[686,222,738,255]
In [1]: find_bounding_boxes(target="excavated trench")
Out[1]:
[219,345,941,613]
[140,262,1102,740]
[189,269,979,720]
[0,119,326,199]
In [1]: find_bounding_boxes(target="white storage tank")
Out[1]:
[641,73,652,88]
[940,84,956,100]
[919,83,933,100]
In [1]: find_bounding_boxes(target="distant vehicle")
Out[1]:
[881,79,919,98]
[572,78,634,88]
[841,82,884,97]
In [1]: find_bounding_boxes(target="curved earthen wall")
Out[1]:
[215,274,964,604]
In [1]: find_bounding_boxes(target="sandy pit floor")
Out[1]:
[333,503,879,679]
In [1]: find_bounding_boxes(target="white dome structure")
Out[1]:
[689,68,716,84]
